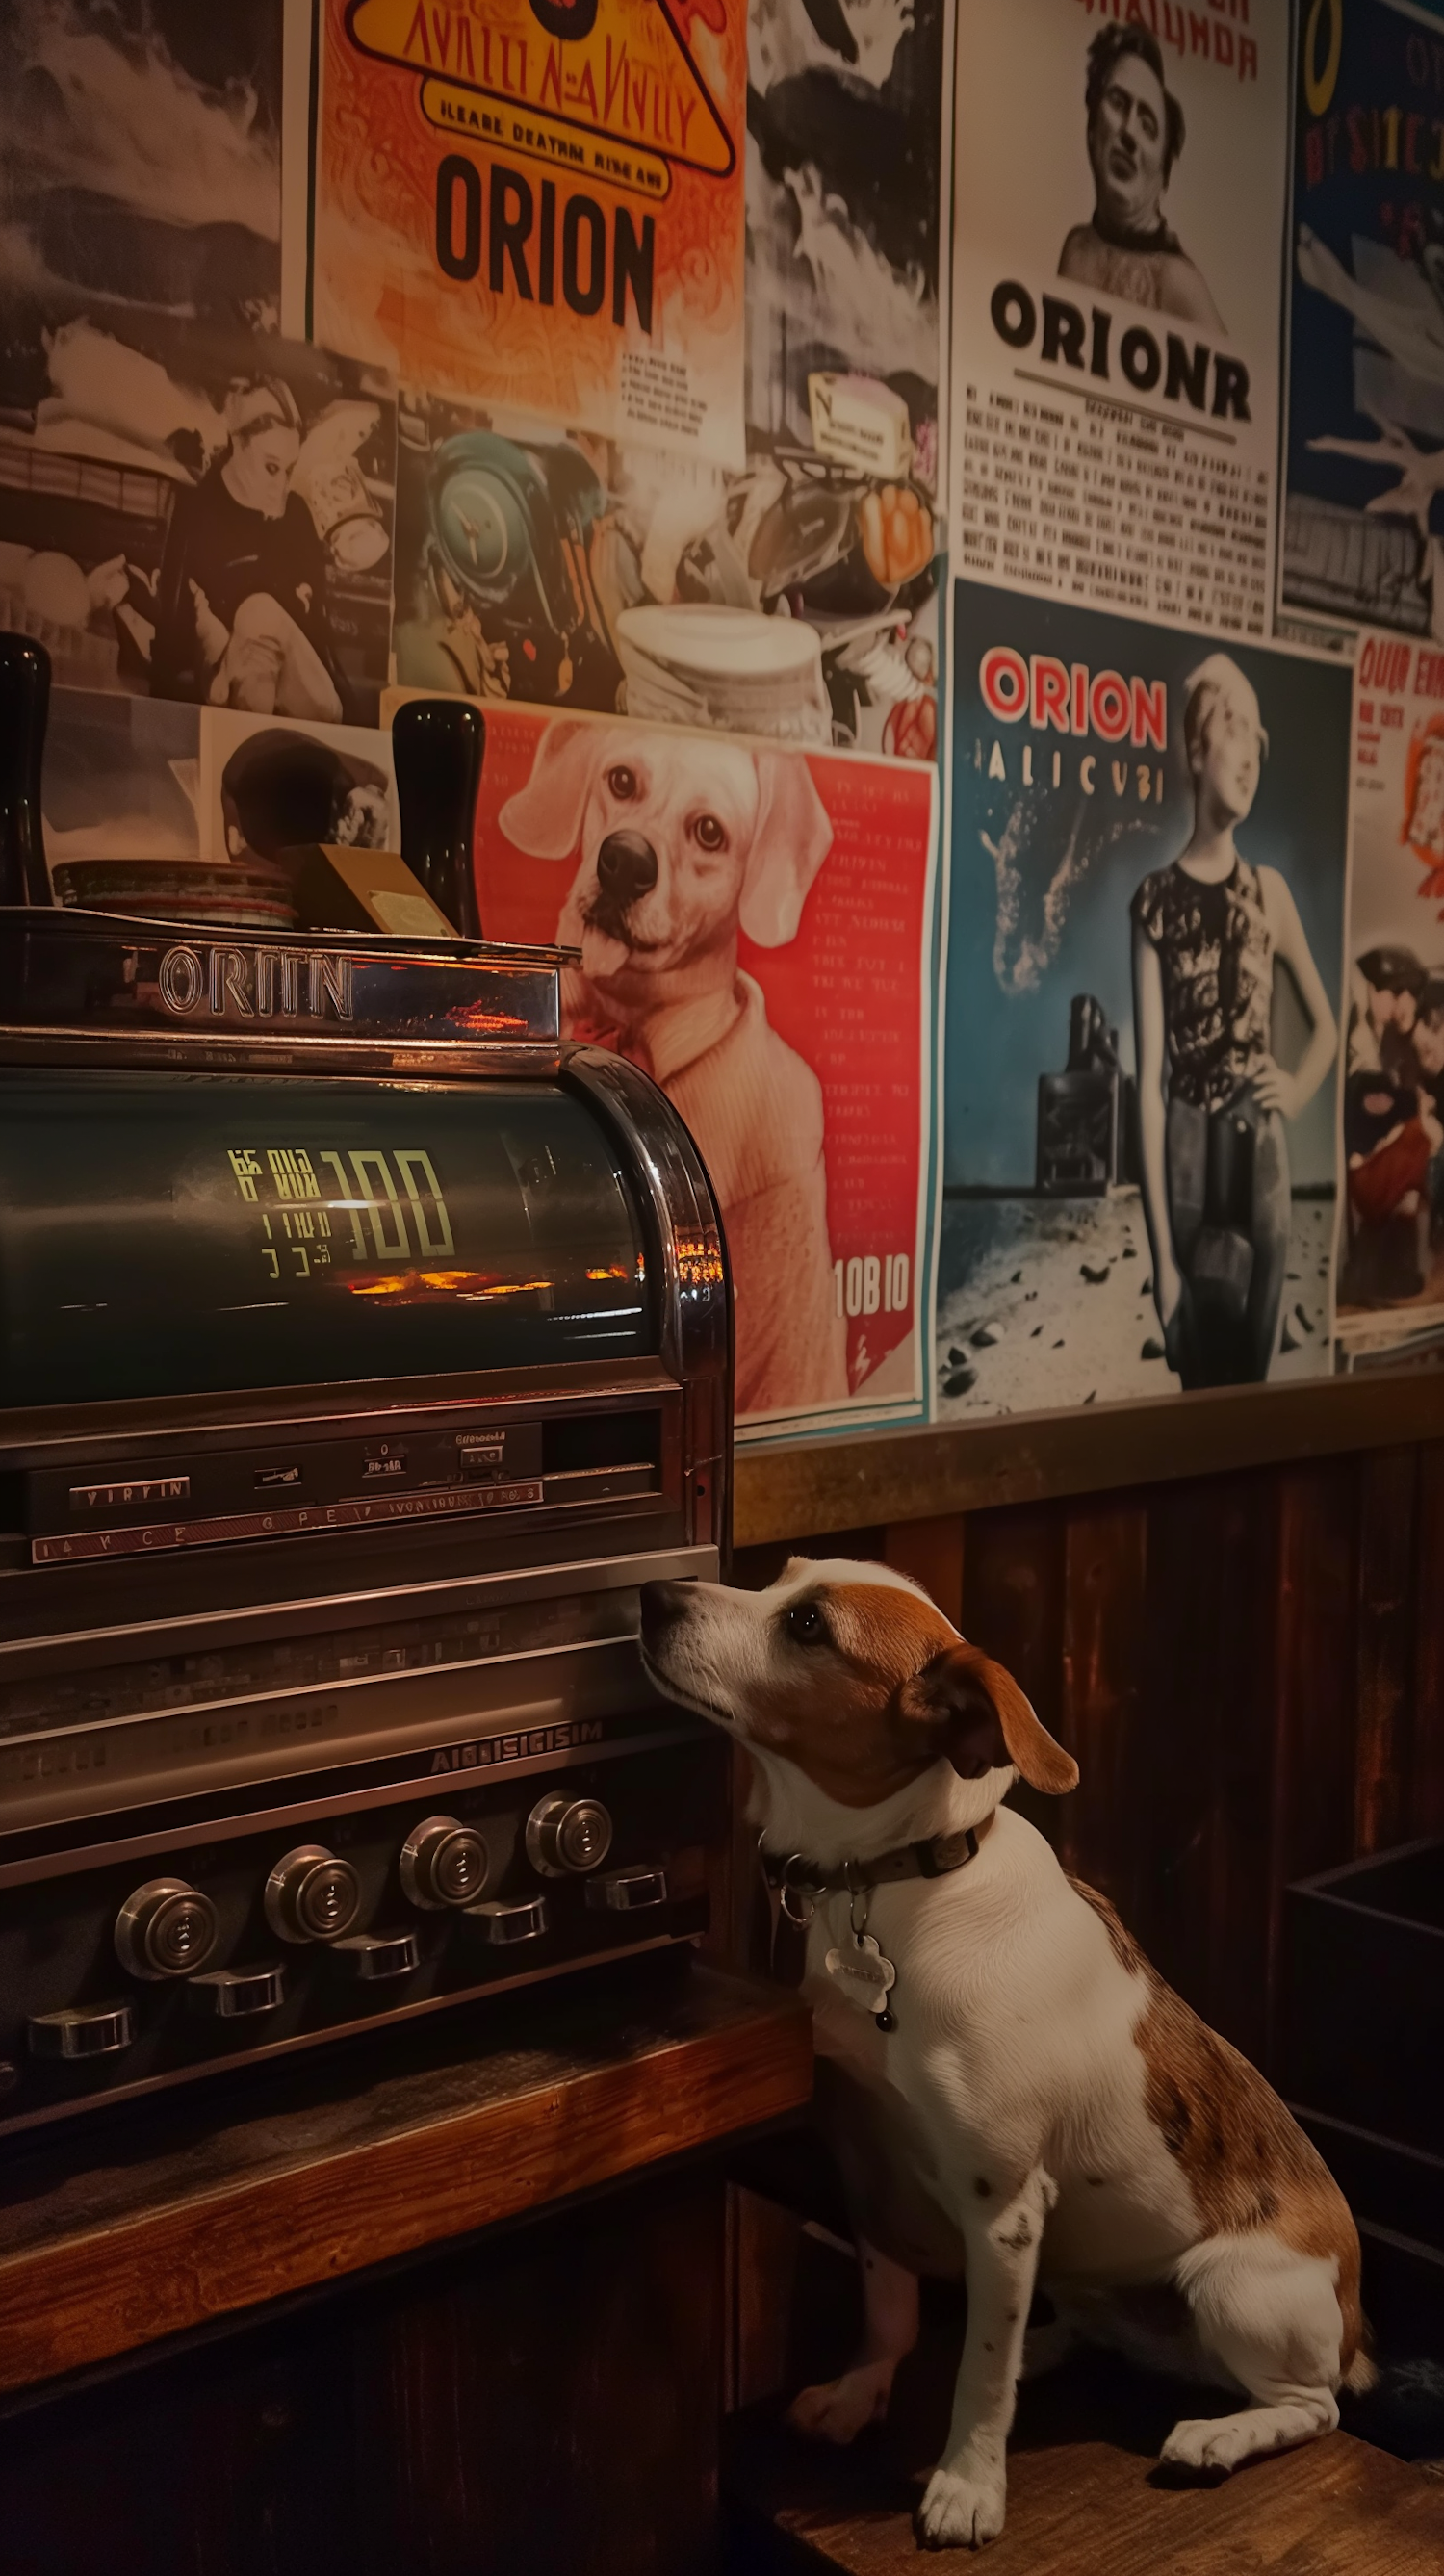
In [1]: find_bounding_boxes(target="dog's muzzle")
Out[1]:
[592,831,658,927]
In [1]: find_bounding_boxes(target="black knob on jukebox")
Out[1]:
[115,1878,220,1979]
[193,1964,287,2019]
[0,631,53,910]
[264,1844,362,1944]
[391,696,484,940]
[335,1928,422,1980]
[525,1794,613,1877]
[400,1814,490,1910]
[468,1894,550,1945]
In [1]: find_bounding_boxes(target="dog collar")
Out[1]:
[761,1808,995,1921]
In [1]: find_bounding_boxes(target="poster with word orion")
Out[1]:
[940,579,1353,1416]
[1283,0,1444,637]
[951,0,1288,639]
[289,0,746,467]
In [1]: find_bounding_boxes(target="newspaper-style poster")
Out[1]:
[1283,0,1444,638]
[1336,630,1444,1360]
[291,0,747,470]
[391,386,940,755]
[950,0,1288,639]
[939,580,1352,1417]
[385,692,937,1432]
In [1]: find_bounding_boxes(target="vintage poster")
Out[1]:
[1335,629,1444,1360]
[0,314,396,724]
[938,580,1353,1416]
[291,0,747,469]
[385,691,937,1431]
[950,0,1288,639]
[391,384,940,754]
[1283,0,1444,638]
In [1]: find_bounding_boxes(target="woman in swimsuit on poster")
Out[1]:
[1131,656,1337,1388]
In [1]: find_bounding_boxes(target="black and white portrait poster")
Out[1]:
[950,0,1289,639]
[1335,630,1444,1363]
[938,580,1352,1417]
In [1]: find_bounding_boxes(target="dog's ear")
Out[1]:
[498,721,599,858]
[741,752,834,947]
[896,1642,1079,1795]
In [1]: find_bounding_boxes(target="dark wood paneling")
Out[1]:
[355,2172,725,2576]
[1355,1449,1420,1855]
[1055,1501,1149,1920]
[1413,1444,1444,1841]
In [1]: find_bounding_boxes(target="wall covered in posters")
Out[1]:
[9,0,1444,1442]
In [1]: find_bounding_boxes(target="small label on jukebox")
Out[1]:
[35,1479,547,1562]
[69,1478,191,1512]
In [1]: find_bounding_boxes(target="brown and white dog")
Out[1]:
[499,720,847,1419]
[639,1558,1369,2551]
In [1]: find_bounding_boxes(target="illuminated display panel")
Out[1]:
[0,1073,651,1403]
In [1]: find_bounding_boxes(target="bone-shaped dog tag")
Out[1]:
[824,1933,896,2018]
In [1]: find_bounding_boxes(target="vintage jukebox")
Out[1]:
[0,651,730,2137]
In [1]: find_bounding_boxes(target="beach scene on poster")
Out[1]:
[951,0,1287,638]
[292,0,747,469]
[1336,629,1444,1361]
[1283,0,1444,637]
[385,692,936,1432]
[938,580,1353,1417]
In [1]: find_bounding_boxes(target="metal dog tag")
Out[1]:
[824,1933,897,2018]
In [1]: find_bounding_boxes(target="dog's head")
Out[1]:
[638,1558,1077,1813]
[498,721,833,991]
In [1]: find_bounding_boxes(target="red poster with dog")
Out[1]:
[389,696,937,1432]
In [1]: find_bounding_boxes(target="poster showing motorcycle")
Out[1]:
[1335,629,1444,1362]
[1282,0,1444,637]
[390,387,941,754]
[939,580,1352,1418]
[385,689,938,1434]
[285,0,746,470]
[950,0,1288,639]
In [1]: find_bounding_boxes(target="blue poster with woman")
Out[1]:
[1283,0,1444,634]
[938,583,1354,1416]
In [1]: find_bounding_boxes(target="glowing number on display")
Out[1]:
[395,1150,455,1255]
[312,1147,454,1262]
[349,1150,410,1257]
[833,1254,910,1320]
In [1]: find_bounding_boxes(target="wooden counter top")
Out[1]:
[0,1961,811,2397]
[734,1364,1444,1546]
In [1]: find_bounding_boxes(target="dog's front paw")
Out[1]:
[915,2460,1006,2549]
[1159,2414,1245,2479]
[786,2361,893,2444]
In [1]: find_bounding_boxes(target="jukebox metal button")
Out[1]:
[525,1795,613,1878]
[115,1878,219,1981]
[193,1963,287,2019]
[467,1894,550,1945]
[264,1844,362,1945]
[585,1865,669,1914]
[29,2001,135,2061]
[335,1929,421,1981]
[400,1815,490,1911]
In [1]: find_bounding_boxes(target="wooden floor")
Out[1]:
[724,2333,1444,2574]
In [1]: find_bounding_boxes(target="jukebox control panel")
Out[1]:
[2,1732,723,2124]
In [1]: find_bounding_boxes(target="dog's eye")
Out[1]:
[786,1602,827,1647]
[606,765,637,800]
[691,812,727,852]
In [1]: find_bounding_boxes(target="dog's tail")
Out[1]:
[1343,2343,1380,2397]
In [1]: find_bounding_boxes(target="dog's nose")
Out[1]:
[638,1580,691,1644]
[596,830,658,907]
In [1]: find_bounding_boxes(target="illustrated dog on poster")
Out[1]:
[500,723,850,1416]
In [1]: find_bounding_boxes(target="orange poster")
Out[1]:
[290,0,745,466]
